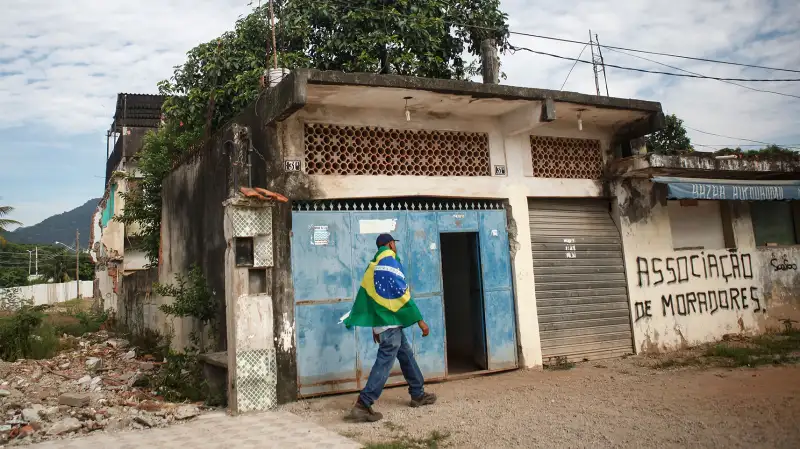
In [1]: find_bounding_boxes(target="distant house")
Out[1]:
[90,93,164,311]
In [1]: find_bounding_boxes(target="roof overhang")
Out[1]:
[263,69,664,139]
[610,153,800,181]
[653,177,800,201]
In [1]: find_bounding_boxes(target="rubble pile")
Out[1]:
[0,331,205,446]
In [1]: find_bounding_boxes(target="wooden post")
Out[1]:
[481,39,499,84]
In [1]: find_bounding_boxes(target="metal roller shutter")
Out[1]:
[529,199,634,362]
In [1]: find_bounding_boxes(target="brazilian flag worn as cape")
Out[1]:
[343,246,423,329]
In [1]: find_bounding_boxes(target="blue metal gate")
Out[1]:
[291,199,517,397]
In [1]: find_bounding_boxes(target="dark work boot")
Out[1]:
[409,392,437,408]
[346,399,383,422]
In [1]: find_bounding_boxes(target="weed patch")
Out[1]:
[544,356,576,371]
[150,349,210,403]
[364,430,450,449]
[649,330,800,370]
[0,306,46,361]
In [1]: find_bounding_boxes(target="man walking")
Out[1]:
[342,233,437,422]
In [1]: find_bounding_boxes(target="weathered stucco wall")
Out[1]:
[118,268,159,335]
[616,179,772,352]
[159,135,231,350]
[758,246,800,329]
[223,97,300,405]
[0,281,94,307]
[279,102,623,370]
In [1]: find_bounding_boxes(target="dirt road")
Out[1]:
[284,359,800,448]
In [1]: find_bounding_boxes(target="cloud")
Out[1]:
[0,0,254,135]
[1,0,800,227]
[501,0,800,147]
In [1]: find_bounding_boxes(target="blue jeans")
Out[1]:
[359,327,425,407]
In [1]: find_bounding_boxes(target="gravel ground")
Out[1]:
[283,359,800,448]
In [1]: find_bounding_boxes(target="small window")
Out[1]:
[248,269,267,294]
[751,202,798,246]
[234,237,254,266]
[668,200,727,250]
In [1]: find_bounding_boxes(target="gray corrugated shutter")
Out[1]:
[529,199,634,362]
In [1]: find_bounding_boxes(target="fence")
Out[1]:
[0,281,94,307]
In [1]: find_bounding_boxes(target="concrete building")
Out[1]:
[118,70,800,415]
[142,69,663,412]
[611,153,800,352]
[90,93,164,314]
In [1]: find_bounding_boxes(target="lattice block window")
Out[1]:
[304,123,491,176]
[236,349,277,412]
[530,136,603,179]
[230,207,273,237]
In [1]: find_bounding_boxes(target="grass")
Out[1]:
[0,300,109,362]
[364,431,450,449]
[544,355,576,371]
[650,329,800,369]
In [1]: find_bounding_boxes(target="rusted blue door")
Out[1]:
[292,202,516,397]
[292,212,358,396]
[479,210,517,369]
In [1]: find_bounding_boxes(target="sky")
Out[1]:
[1,0,799,228]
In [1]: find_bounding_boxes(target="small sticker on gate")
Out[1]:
[311,225,330,246]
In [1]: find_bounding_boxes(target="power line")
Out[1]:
[685,126,800,150]
[506,31,800,74]
[323,0,800,75]
[560,43,589,90]
[509,45,800,84]
[601,46,800,100]
[695,143,800,147]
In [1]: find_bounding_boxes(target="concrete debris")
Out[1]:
[106,339,129,350]
[139,362,155,371]
[21,406,43,423]
[17,425,34,439]
[0,330,210,446]
[46,417,82,436]
[58,393,90,408]
[133,415,155,428]
[174,405,201,420]
[85,357,103,371]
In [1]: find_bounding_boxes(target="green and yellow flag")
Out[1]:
[342,246,423,328]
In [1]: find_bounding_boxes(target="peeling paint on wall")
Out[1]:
[276,312,295,353]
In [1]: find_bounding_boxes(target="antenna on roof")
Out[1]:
[589,30,610,96]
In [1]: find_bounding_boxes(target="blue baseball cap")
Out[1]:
[376,234,398,248]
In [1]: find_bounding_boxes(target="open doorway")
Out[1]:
[440,232,488,375]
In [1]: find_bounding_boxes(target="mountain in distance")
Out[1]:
[4,199,100,246]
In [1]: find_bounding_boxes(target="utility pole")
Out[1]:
[27,250,32,276]
[481,39,500,84]
[35,246,38,276]
[76,230,81,299]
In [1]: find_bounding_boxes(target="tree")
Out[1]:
[121,1,511,264]
[0,242,95,287]
[0,202,22,245]
[645,114,693,154]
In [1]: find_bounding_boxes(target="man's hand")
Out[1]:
[373,331,380,344]
[418,320,430,337]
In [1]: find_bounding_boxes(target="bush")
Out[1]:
[0,306,47,361]
[0,287,31,311]
[151,349,209,403]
